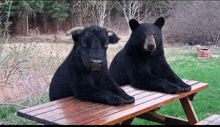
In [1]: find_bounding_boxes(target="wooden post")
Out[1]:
[180,97,198,125]
[120,118,134,125]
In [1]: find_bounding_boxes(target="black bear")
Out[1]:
[49,26,134,106]
[109,17,191,94]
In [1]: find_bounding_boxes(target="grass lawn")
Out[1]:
[0,42,220,125]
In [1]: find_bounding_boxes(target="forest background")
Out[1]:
[0,0,220,44]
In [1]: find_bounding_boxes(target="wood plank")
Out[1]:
[180,97,198,125]
[85,82,208,125]
[35,102,87,119]
[137,112,189,125]
[47,104,112,125]
[204,114,220,122]
[40,88,149,124]
[22,85,145,123]
[195,120,210,125]
[196,114,220,125]
[137,112,166,124]
[25,98,83,120]
[17,96,74,117]
[182,79,189,82]
[51,91,158,125]
[121,79,198,101]
[209,117,220,125]
[127,89,145,96]
[53,92,163,125]
[123,87,137,93]
[67,93,163,125]
[35,102,99,124]
[177,82,209,100]
[85,94,177,125]
[43,91,155,124]
[186,80,199,86]
[121,85,132,90]
[209,122,220,125]
[45,81,208,125]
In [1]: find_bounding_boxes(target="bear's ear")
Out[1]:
[108,32,120,44]
[154,17,165,29]
[129,19,140,31]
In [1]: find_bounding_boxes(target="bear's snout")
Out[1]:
[91,59,103,71]
[147,44,155,51]
[144,35,156,52]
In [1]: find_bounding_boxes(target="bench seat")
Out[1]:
[195,114,220,125]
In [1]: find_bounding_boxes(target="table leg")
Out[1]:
[180,97,199,125]
[120,118,134,125]
[189,93,197,101]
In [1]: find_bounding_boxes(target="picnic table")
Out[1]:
[17,79,209,125]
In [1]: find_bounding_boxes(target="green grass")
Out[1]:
[0,95,50,125]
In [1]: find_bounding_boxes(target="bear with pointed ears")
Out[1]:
[109,17,191,94]
[49,26,134,106]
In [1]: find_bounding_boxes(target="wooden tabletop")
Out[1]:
[17,79,209,125]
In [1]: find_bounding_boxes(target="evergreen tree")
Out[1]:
[47,0,69,33]
[3,0,44,35]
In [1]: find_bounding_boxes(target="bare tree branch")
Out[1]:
[116,0,149,35]
[1,60,28,85]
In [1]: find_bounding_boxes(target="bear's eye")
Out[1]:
[82,42,87,47]
[153,34,158,40]
[141,34,146,38]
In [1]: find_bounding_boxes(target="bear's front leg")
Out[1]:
[157,58,191,92]
[131,75,183,94]
[107,82,135,104]
[112,86,135,104]
[94,72,135,104]
[84,90,127,106]
[70,76,126,106]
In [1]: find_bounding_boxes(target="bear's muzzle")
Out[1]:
[91,59,102,71]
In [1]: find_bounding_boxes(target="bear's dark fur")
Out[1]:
[49,26,134,106]
[109,17,191,94]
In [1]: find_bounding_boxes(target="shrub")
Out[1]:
[164,1,220,45]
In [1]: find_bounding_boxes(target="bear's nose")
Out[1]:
[147,44,155,51]
[91,59,102,64]
[91,59,102,71]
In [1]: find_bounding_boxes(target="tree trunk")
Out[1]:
[108,13,111,28]
[99,0,107,27]
[122,1,130,36]
[70,0,74,27]
[43,14,47,33]
[3,0,12,37]
[26,12,29,36]
[34,15,37,28]
[138,1,140,21]
[79,1,83,26]
[56,18,58,33]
